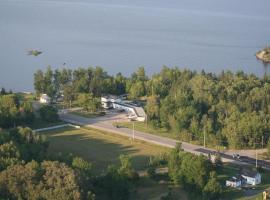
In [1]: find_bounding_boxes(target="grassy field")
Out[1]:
[43,127,170,174]
[114,121,178,140]
[130,178,187,200]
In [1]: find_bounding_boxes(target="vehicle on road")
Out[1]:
[233,154,241,159]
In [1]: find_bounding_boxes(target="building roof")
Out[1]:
[228,174,246,182]
[40,94,50,99]
[101,94,118,100]
[241,169,260,178]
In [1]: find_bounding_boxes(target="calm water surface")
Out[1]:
[1,0,270,91]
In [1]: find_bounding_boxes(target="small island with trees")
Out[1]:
[256,46,270,63]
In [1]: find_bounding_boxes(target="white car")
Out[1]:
[232,154,241,159]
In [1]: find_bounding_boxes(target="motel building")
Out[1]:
[101,95,146,122]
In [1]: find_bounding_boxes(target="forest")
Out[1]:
[33,66,270,149]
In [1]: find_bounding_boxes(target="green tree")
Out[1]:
[34,70,45,96]
[0,161,82,200]
[267,138,270,158]
[203,171,222,200]
[0,142,20,171]
[77,93,101,112]
[72,156,92,175]
[39,105,59,122]
[146,95,160,120]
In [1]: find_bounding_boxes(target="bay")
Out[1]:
[0,0,270,91]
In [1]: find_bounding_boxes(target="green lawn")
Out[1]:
[114,121,179,140]
[130,178,187,200]
[43,127,170,174]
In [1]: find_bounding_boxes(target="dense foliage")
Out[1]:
[167,148,222,199]
[39,105,59,122]
[0,93,35,128]
[0,127,48,170]
[0,161,82,200]
[147,68,270,149]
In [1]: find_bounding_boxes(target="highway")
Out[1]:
[59,111,270,170]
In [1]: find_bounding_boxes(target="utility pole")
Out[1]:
[204,127,206,148]
[133,121,135,141]
[256,148,258,168]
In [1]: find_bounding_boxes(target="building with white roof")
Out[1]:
[40,94,51,104]
[101,95,146,122]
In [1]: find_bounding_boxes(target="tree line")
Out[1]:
[34,66,270,149]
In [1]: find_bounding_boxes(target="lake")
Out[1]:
[1,0,270,91]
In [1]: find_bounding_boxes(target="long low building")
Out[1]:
[101,95,146,122]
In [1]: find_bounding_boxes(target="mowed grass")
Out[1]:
[114,121,178,140]
[130,178,187,200]
[43,127,170,174]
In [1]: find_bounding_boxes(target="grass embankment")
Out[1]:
[43,127,170,174]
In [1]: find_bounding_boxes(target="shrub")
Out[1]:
[39,105,58,122]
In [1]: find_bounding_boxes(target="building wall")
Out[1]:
[226,180,241,188]
[243,176,256,185]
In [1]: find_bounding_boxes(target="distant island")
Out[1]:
[28,50,42,56]
[256,46,270,63]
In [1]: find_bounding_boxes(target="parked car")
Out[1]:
[233,154,241,159]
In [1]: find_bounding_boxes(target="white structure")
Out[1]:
[241,170,261,186]
[101,95,146,122]
[226,176,242,188]
[40,94,51,104]
[101,95,121,109]
[226,171,261,188]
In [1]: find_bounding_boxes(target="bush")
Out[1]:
[39,105,58,122]
[147,166,156,179]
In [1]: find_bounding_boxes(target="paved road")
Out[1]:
[59,111,270,170]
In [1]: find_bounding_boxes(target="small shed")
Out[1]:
[226,176,243,188]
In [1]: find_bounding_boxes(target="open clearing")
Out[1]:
[43,127,170,173]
